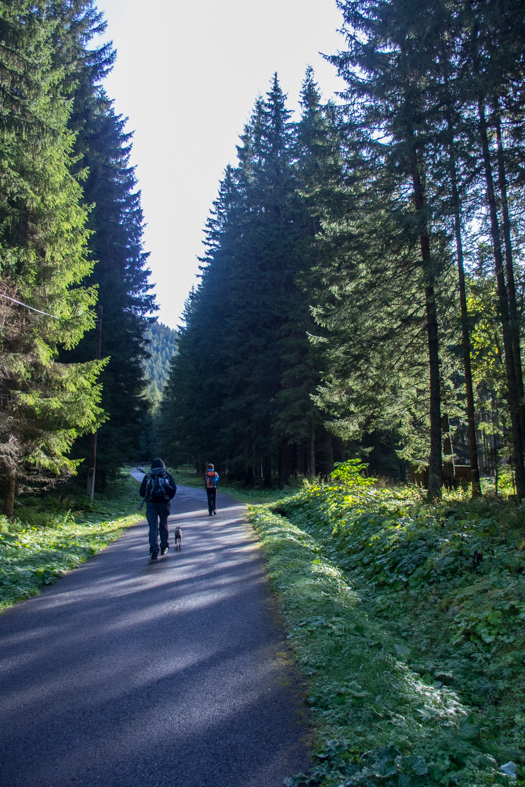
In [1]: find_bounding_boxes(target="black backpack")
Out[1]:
[146,471,170,502]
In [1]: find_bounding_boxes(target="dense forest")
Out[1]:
[143,322,178,404]
[160,0,525,499]
[2,0,525,511]
[1,4,524,781]
[0,1,155,515]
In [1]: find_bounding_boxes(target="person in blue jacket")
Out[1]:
[140,458,177,559]
[204,463,219,516]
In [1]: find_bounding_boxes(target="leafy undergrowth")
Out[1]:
[0,471,144,611]
[173,466,302,504]
[248,462,524,787]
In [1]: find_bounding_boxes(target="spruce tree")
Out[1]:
[0,1,105,515]
[319,0,525,497]
[325,0,464,498]
[143,322,178,402]
[56,3,156,486]
[161,76,327,482]
[456,0,525,496]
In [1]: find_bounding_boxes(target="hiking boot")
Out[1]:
[213,510,217,515]
[161,547,168,555]
[150,552,158,560]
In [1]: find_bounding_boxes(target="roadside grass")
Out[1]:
[248,465,524,786]
[172,465,303,504]
[0,470,144,611]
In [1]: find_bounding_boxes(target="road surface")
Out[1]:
[0,486,311,787]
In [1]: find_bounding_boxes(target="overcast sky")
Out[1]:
[96,0,346,330]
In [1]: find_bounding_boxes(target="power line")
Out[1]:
[0,293,59,319]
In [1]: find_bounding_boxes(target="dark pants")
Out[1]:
[146,501,170,554]
[206,487,216,515]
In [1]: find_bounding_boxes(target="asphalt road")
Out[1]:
[0,486,311,787]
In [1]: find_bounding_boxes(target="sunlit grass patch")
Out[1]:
[0,472,144,610]
[249,482,523,787]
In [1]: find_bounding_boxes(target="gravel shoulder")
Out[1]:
[0,486,311,787]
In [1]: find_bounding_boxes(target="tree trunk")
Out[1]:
[309,420,316,476]
[494,106,525,451]
[324,431,334,476]
[3,466,15,519]
[453,205,482,497]
[425,283,443,500]
[279,442,293,486]
[296,441,305,476]
[410,149,443,500]
[292,441,298,477]
[442,414,454,490]
[264,456,272,487]
[478,99,525,498]
[446,111,481,497]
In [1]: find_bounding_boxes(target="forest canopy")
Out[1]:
[160,0,525,500]
[2,0,525,508]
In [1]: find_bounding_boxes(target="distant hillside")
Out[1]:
[143,322,178,400]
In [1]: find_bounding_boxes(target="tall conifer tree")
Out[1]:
[56,2,156,485]
[326,0,458,498]
[161,76,327,481]
[0,1,105,515]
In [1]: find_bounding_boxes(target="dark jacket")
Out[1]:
[140,459,176,502]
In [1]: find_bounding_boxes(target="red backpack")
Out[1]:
[205,471,216,488]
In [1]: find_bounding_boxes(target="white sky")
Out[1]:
[96,0,346,330]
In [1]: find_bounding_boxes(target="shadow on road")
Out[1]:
[0,488,311,787]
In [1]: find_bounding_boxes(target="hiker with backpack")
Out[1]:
[204,464,219,516]
[139,458,177,559]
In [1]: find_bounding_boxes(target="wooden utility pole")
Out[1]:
[87,305,103,499]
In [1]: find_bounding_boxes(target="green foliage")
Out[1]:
[157,0,525,497]
[316,0,525,495]
[160,74,336,482]
[57,5,156,486]
[143,322,177,401]
[0,1,106,511]
[249,481,525,786]
[331,459,374,488]
[0,471,144,610]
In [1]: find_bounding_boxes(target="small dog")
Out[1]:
[174,527,182,551]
